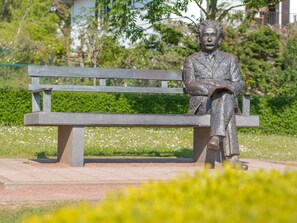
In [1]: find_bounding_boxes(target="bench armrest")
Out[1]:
[32,87,53,93]
[31,88,53,112]
[242,94,250,115]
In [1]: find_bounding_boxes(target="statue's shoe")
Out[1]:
[207,136,220,151]
[227,155,248,170]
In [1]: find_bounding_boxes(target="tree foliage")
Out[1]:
[221,21,297,97]
[98,0,282,41]
[0,0,70,65]
[283,29,297,70]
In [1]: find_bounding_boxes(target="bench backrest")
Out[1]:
[27,65,250,115]
[28,66,184,94]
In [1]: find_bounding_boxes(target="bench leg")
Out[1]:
[193,127,222,168]
[57,126,85,167]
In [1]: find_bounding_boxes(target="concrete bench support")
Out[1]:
[58,126,85,167]
[57,126,223,167]
[193,127,223,168]
[56,126,224,167]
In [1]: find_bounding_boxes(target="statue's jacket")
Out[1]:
[182,50,243,115]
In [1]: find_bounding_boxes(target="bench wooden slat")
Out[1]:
[28,66,182,80]
[24,112,260,128]
[28,84,184,94]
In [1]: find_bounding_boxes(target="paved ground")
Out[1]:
[0,158,297,203]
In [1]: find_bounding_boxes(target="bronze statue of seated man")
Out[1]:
[182,20,248,170]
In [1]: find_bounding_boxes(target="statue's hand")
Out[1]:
[222,84,235,93]
[212,80,234,93]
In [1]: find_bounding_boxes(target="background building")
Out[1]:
[255,0,297,26]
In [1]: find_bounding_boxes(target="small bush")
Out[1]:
[25,168,297,223]
[2,87,297,135]
[249,96,297,135]
[0,88,188,125]
[0,88,31,125]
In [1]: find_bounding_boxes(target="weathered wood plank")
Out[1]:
[28,66,182,80]
[24,112,260,128]
[28,84,184,94]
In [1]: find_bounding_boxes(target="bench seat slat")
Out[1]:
[24,112,259,128]
[28,66,182,80]
[28,84,184,94]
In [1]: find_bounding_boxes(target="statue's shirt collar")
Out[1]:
[202,50,219,61]
[194,50,227,73]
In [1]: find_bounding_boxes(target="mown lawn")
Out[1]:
[0,126,296,161]
[0,201,77,223]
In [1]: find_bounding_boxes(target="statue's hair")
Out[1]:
[197,20,223,39]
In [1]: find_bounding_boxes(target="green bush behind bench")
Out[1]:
[0,88,296,135]
[25,168,297,222]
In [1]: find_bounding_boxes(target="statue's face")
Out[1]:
[200,26,220,53]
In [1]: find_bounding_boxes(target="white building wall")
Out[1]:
[170,0,245,22]
[72,0,95,21]
[289,0,297,23]
[169,1,207,22]
[71,0,95,48]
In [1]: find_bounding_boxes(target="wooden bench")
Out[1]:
[24,65,259,167]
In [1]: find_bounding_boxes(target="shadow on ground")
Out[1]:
[30,157,195,164]
[32,148,193,164]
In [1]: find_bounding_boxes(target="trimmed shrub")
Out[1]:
[51,92,188,114]
[52,92,136,113]
[0,88,188,125]
[249,96,297,135]
[0,88,31,125]
[25,168,297,222]
[1,87,297,136]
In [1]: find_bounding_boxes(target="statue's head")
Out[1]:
[197,20,223,53]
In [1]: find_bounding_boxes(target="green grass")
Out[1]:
[238,134,297,161]
[0,126,296,161]
[0,201,77,223]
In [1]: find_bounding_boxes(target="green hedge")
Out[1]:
[51,92,188,114]
[249,96,297,135]
[25,168,297,222]
[1,88,297,135]
[0,88,31,125]
[0,88,188,125]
